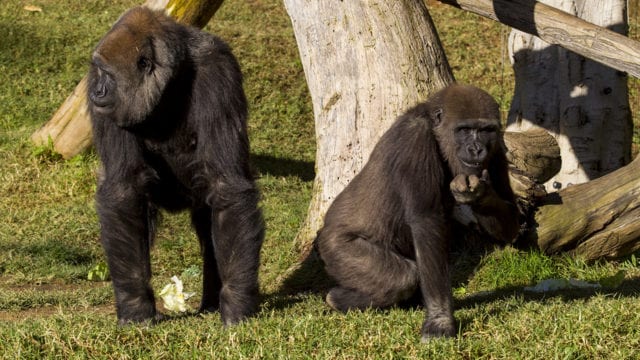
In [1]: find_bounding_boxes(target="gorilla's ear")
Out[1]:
[432,108,444,127]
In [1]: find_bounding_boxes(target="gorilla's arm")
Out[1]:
[93,123,160,323]
[450,170,519,243]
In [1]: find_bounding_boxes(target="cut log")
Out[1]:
[503,129,558,212]
[504,128,561,184]
[30,0,224,159]
[503,129,639,261]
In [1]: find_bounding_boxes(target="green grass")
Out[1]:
[2,0,640,358]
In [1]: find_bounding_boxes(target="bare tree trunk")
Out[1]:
[506,0,632,191]
[283,0,454,255]
[30,0,224,159]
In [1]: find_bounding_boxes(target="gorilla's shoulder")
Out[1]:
[392,102,434,133]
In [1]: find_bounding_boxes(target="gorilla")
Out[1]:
[87,7,264,326]
[316,84,519,340]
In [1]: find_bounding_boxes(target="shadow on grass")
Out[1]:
[265,247,335,313]
[153,292,314,323]
[251,154,315,182]
[455,277,640,312]
[0,241,96,267]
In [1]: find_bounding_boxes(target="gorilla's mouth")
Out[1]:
[91,103,115,115]
[461,160,482,168]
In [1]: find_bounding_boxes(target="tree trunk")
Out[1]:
[283,0,455,255]
[506,0,632,192]
[30,0,224,159]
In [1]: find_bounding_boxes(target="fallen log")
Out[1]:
[503,129,640,261]
[528,155,640,260]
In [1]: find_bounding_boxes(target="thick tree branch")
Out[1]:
[437,0,640,78]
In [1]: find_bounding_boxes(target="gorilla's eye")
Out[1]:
[456,126,473,135]
[479,125,497,133]
[137,57,153,73]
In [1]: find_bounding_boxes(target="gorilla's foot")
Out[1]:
[325,287,374,312]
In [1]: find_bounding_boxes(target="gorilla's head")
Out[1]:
[431,84,503,177]
[88,7,186,128]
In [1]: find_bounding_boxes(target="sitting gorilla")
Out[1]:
[87,7,264,326]
[316,84,519,340]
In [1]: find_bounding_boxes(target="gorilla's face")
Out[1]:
[432,85,503,177]
[451,118,500,176]
[88,8,180,128]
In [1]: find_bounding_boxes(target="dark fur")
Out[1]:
[87,7,264,326]
[316,84,519,340]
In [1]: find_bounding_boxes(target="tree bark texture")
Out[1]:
[30,0,223,159]
[504,128,561,184]
[505,0,632,192]
[503,130,640,262]
[525,155,640,261]
[283,0,455,253]
[30,77,94,158]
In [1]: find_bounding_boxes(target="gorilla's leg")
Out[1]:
[320,235,419,311]
[208,181,264,325]
[97,181,158,324]
[191,207,222,313]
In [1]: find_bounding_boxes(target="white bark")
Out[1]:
[145,0,169,10]
[506,0,632,191]
[284,0,454,249]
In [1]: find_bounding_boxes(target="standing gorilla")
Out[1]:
[316,84,519,340]
[87,7,264,326]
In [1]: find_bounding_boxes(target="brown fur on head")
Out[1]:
[88,7,186,127]
[430,84,503,177]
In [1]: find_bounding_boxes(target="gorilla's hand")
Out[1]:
[450,169,491,204]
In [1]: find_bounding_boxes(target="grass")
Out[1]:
[1,0,640,358]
